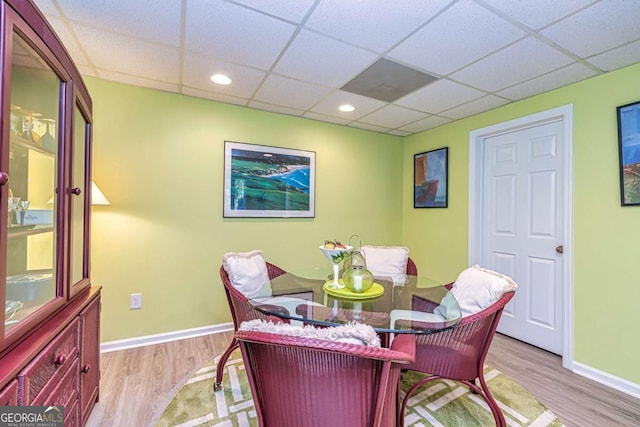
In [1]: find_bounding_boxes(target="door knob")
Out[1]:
[555,245,563,254]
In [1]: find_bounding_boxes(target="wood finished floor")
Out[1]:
[86,332,640,427]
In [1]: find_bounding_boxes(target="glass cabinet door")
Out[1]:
[3,28,64,335]
[70,101,91,296]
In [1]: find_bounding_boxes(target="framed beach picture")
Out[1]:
[414,147,448,208]
[223,141,316,217]
[617,101,640,206]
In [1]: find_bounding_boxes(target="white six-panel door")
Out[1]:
[481,119,564,355]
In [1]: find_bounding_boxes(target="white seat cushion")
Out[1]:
[449,265,518,317]
[222,250,272,298]
[390,309,447,330]
[239,319,381,347]
[360,245,409,284]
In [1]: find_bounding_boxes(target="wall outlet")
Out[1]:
[130,293,142,310]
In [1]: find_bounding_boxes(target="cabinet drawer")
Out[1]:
[18,318,79,403]
[0,379,18,406]
[33,358,79,421]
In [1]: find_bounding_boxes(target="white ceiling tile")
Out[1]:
[451,37,574,92]
[182,53,266,98]
[74,25,180,83]
[541,1,640,57]
[45,16,90,66]
[306,0,451,53]
[182,87,248,106]
[439,94,509,120]
[303,111,351,125]
[54,0,181,46]
[274,30,377,87]
[77,65,98,78]
[481,0,596,30]
[350,121,391,133]
[185,0,296,70]
[98,71,179,94]
[254,75,331,110]
[310,90,386,120]
[231,0,316,23]
[359,105,427,129]
[395,79,485,114]
[388,0,526,75]
[32,0,640,136]
[497,62,597,101]
[387,129,411,136]
[399,115,452,133]
[248,101,304,117]
[33,0,59,16]
[588,40,640,72]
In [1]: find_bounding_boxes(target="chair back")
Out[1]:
[408,290,514,381]
[406,257,418,275]
[220,261,287,329]
[236,329,415,427]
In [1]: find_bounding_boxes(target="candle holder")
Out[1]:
[342,248,374,293]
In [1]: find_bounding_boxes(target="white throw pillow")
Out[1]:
[239,319,381,347]
[450,265,518,317]
[222,250,272,298]
[360,245,409,284]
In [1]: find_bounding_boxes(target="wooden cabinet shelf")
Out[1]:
[10,134,56,157]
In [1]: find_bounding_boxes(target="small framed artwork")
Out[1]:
[617,101,640,206]
[414,147,448,208]
[223,141,316,217]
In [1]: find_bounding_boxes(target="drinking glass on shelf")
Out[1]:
[19,110,42,145]
[10,105,22,136]
[39,118,56,152]
[7,196,20,226]
[17,200,30,225]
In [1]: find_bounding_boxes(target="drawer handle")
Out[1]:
[81,364,91,374]
[54,354,67,366]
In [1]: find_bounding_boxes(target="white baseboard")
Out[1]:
[100,322,234,353]
[572,361,640,399]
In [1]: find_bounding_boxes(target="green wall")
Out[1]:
[86,78,403,342]
[402,62,640,385]
[87,63,640,387]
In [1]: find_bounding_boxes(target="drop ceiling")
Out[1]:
[33,0,640,136]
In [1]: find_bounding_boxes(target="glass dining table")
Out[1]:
[246,271,462,340]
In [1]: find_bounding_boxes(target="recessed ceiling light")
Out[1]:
[339,104,355,112]
[211,74,232,85]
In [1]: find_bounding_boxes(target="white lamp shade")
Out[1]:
[91,181,110,205]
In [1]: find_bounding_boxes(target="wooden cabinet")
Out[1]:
[0,1,99,425]
[0,288,100,425]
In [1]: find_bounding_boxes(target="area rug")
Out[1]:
[152,350,564,427]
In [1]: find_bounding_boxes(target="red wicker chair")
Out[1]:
[398,289,515,427]
[236,327,416,427]
[406,257,418,276]
[214,261,287,391]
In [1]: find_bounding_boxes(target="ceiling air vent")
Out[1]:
[340,58,438,103]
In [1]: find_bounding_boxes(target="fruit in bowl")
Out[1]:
[320,240,351,262]
[323,239,347,250]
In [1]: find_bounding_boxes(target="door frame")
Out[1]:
[468,104,574,369]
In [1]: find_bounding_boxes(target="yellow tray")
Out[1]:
[323,281,384,300]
